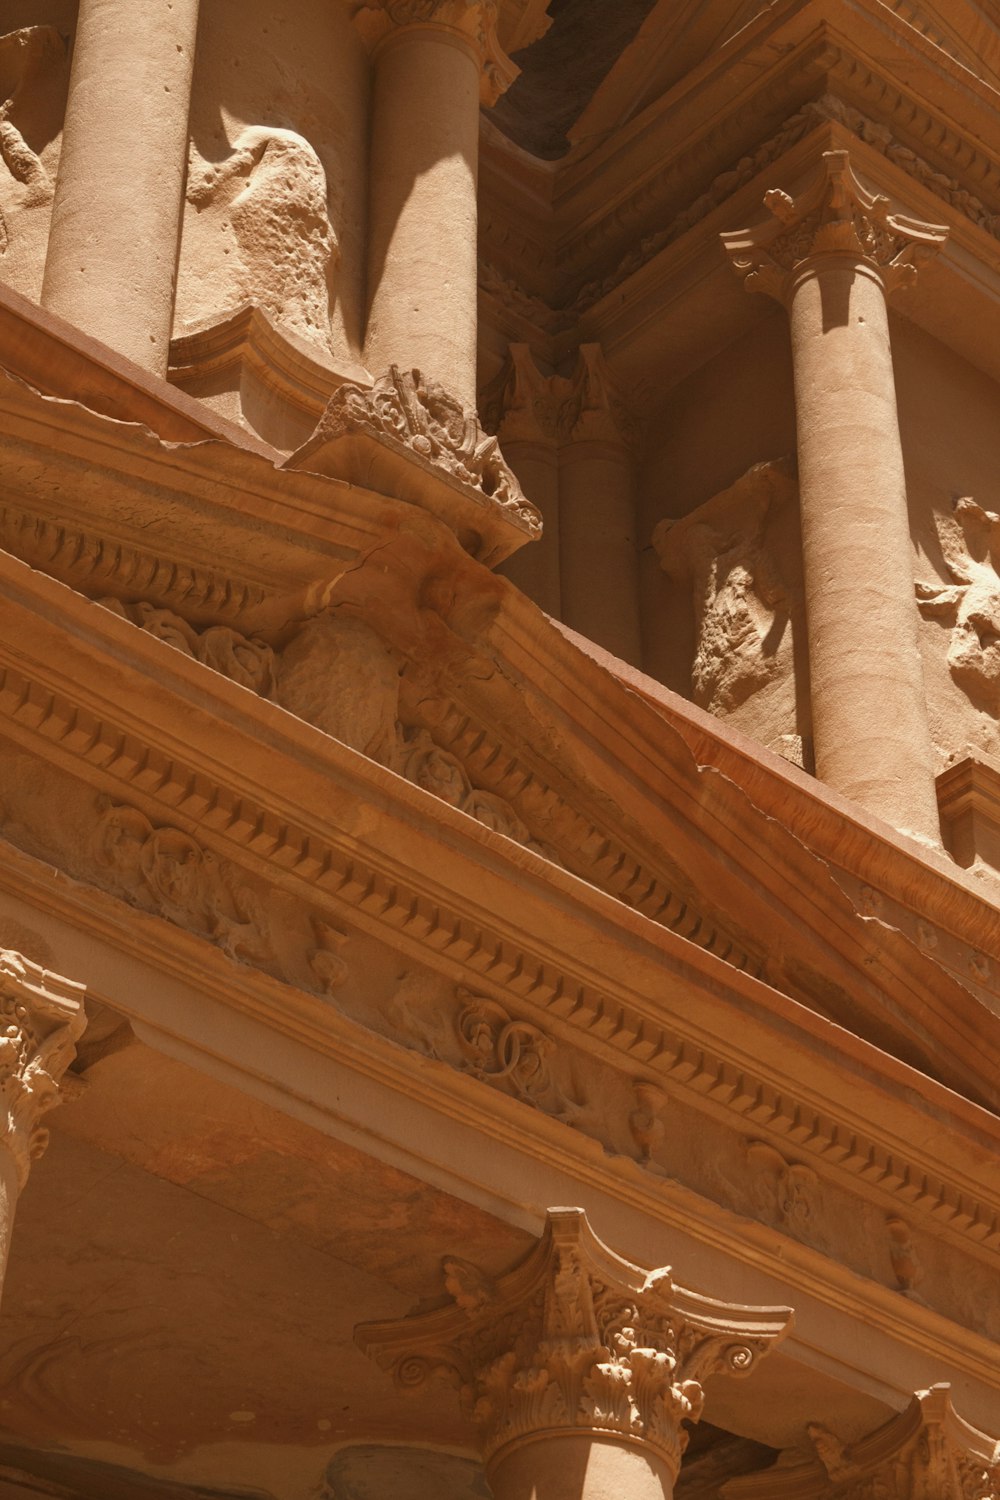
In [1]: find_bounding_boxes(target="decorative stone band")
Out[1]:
[723,1385,1000,1500]
[721,149,949,304]
[355,1206,793,1477]
[285,366,541,569]
[351,0,518,104]
[0,950,86,1188]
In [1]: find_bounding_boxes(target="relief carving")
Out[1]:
[654,461,795,715]
[0,28,65,214]
[886,1216,924,1295]
[94,798,274,969]
[455,989,580,1122]
[746,1139,819,1235]
[917,497,1000,712]
[724,1388,1000,1500]
[629,1081,668,1164]
[184,127,339,354]
[293,366,540,548]
[356,1207,792,1474]
[276,612,401,765]
[0,949,85,1187]
[98,598,275,695]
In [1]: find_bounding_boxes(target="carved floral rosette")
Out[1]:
[721,149,948,304]
[0,950,85,1187]
[288,366,540,568]
[356,1207,792,1475]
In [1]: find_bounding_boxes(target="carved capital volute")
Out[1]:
[721,150,949,305]
[723,1385,1000,1500]
[0,950,86,1188]
[353,0,518,104]
[356,1207,793,1477]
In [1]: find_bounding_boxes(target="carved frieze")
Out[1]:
[356,1207,792,1473]
[0,949,85,1187]
[722,149,948,304]
[746,1139,819,1238]
[917,498,1000,712]
[286,366,540,567]
[99,598,275,696]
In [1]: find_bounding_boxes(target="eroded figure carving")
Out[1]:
[0,27,68,291]
[184,126,339,351]
[654,461,794,715]
[98,597,275,695]
[276,612,401,765]
[917,498,1000,711]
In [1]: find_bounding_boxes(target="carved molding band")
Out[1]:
[356,1207,792,1474]
[0,949,85,1187]
[722,149,949,303]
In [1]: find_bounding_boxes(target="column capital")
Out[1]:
[725,1385,999,1500]
[0,950,86,1187]
[481,344,564,447]
[356,1206,793,1477]
[352,0,519,104]
[559,344,639,449]
[721,149,949,304]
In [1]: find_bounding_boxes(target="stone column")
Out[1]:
[358,0,517,410]
[723,150,948,846]
[559,346,643,666]
[41,0,201,374]
[485,345,563,615]
[357,1207,792,1500]
[0,950,85,1296]
[723,1383,999,1500]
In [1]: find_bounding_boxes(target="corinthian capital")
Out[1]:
[353,0,519,104]
[724,1385,1000,1500]
[722,150,948,303]
[356,1207,792,1477]
[0,950,86,1187]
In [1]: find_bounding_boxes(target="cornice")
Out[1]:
[2,838,1000,1409]
[0,557,997,1279]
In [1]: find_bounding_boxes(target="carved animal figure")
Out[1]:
[916,497,1000,711]
[185,125,338,350]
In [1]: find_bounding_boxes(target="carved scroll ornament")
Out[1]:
[722,149,948,304]
[0,950,85,1187]
[356,1207,792,1475]
[287,366,540,568]
[723,1386,999,1500]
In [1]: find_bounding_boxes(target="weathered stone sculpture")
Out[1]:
[917,498,1000,713]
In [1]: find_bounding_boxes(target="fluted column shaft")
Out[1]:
[41,0,201,374]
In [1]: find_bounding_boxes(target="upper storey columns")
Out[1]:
[358,0,517,411]
[724,152,947,847]
[41,0,201,375]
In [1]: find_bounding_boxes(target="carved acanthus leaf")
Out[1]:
[287,366,540,567]
[356,1207,792,1474]
[0,949,85,1187]
[98,598,275,695]
[723,1387,1000,1500]
[722,149,949,302]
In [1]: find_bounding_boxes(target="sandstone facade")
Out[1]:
[0,3,997,1499]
